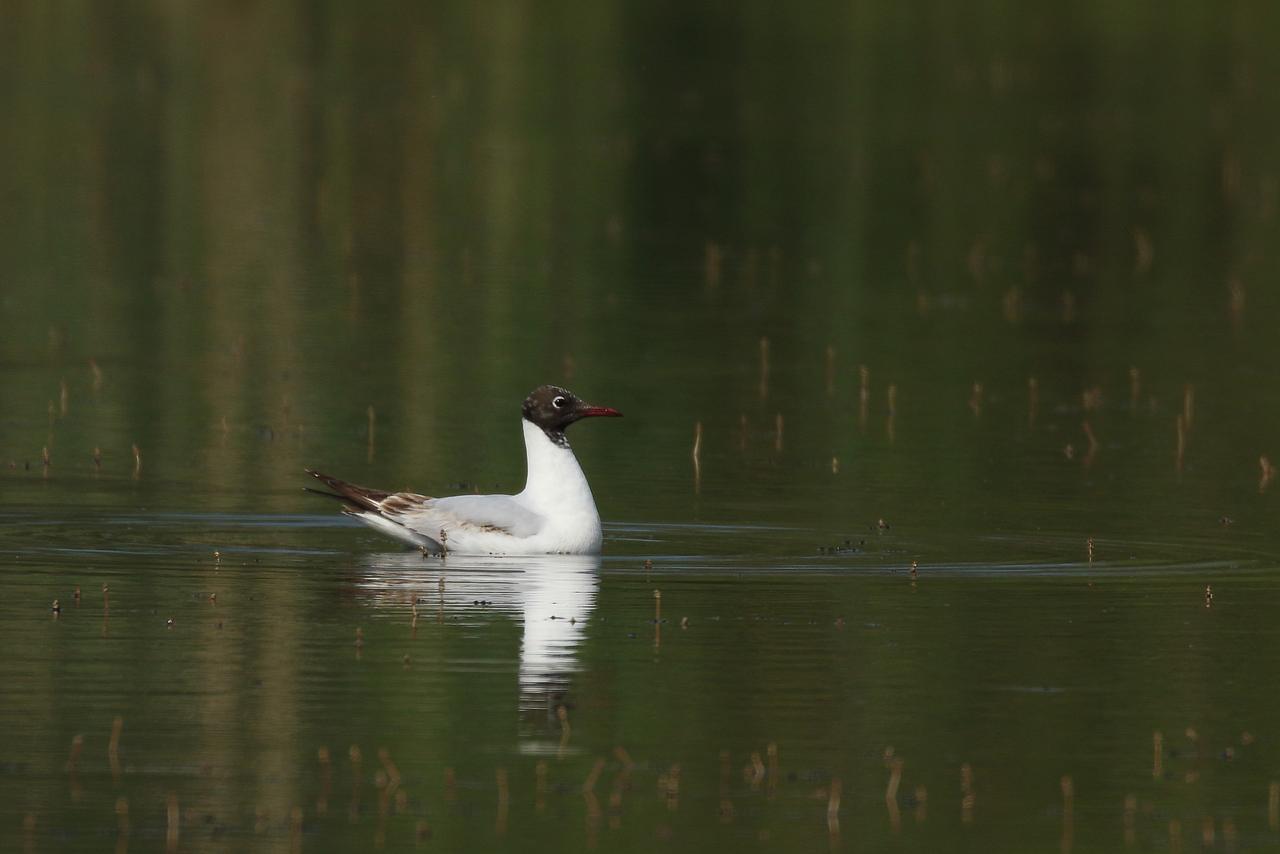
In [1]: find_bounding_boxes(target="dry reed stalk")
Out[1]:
[165,793,179,852]
[535,760,548,813]
[720,750,735,822]
[969,382,983,417]
[1122,794,1136,846]
[582,758,606,795]
[960,763,974,823]
[1175,417,1186,473]
[496,767,509,836]
[348,750,364,823]
[692,421,702,493]
[766,743,778,800]
[317,746,331,815]
[759,337,770,400]
[109,717,123,782]
[859,365,870,429]
[705,242,722,289]
[886,757,903,832]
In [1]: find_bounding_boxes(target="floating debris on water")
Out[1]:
[817,540,860,556]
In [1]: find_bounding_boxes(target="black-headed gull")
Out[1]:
[307,385,622,555]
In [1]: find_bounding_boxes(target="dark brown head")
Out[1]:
[521,385,621,446]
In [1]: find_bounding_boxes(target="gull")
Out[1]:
[306,385,621,555]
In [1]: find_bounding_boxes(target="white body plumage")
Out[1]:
[312,385,620,555]
[353,420,604,554]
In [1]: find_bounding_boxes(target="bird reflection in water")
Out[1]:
[353,552,599,754]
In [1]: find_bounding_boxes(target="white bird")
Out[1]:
[307,385,622,555]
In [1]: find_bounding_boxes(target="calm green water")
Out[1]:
[4,3,1280,852]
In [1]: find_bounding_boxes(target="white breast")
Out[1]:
[512,419,603,553]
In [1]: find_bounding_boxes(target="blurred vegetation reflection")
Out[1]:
[3,1,1279,509]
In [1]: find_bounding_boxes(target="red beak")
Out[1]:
[577,405,623,418]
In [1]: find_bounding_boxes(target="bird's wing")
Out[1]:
[306,469,545,547]
[400,494,545,539]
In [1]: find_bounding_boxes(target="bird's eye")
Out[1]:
[553,396,567,409]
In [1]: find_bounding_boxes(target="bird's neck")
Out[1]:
[519,418,596,513]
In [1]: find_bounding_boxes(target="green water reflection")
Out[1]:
[3,2,1280,851]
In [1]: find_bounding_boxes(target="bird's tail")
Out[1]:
[304,469,391,512]
[304,468,444,554]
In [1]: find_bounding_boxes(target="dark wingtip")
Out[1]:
[302,469,390,511]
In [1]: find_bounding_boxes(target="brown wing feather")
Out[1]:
[379,492,432,515]
[305,469,396,511]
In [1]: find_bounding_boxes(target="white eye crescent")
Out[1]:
[553,396,567,408]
